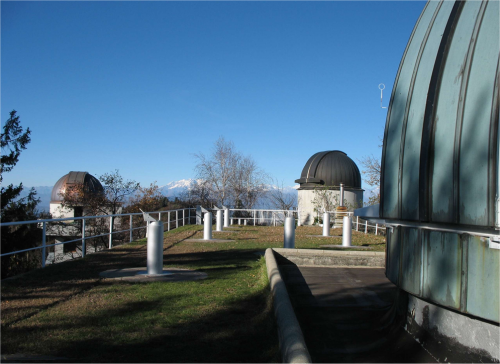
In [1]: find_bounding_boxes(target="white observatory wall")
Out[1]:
[298,189,363,225]
[50,203,75,219]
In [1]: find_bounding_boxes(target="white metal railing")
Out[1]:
[1,208,195,268]
[1,207,386,273]
[227,208,298,227]
[353,216,386,236]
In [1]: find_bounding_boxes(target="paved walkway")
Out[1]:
[279,263,437,363]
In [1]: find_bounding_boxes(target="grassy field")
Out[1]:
[1,224,385,362]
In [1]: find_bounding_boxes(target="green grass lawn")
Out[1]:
[1,224,385,362]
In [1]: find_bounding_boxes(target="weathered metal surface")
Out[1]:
[430,0,482,224]
[401,228,421,296]
[466,235,500,322]
[422,231,462,310]
[381,0,439,219]
[459,0,499,226]
[381,0,499,324]
[386,227,400,285]
[401,0,454,221]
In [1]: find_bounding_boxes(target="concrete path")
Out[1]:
[279,263,437,363]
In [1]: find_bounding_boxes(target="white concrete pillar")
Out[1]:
[323,212,330,237]
[342,216,352,247]
[284,217,295,249]
[147,221,164,275]
[340,183,345,207]
[244,219,247,226]
[204,212,212,240]
[216,210,223,232]
[224,208,230,228]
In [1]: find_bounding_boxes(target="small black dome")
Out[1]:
[295,150,362,189]
[51,171,104,202]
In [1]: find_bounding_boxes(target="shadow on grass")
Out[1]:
[2,247,279,363]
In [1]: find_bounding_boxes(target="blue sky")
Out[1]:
[2,1,426,190]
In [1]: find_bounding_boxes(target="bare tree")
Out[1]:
[194,136,268,208]
[232,156,268,209]
[194,136,237,206]
[180,179,216,208]
[267,179,297,211]
[358,155,381,206]
[100,170,139,215]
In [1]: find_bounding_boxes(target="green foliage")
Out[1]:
[1,110,41,278]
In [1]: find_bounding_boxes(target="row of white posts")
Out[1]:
[147,210,357,273]
[284,213,353,248]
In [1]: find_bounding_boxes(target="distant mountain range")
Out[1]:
[21,179,374,212]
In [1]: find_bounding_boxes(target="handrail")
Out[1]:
[1,208,196,265]
[0,208,193,227]
[1,207,386,269]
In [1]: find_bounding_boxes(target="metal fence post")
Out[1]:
[168,211,171,231]
[82,219,86,258]
[253,210,256,226]
[176,210,179,229]
[109,216,114,249]
[42,222,46,268]
[365,220,368,234]
[356,216,359,231]
[183,209,185,226]
[188,208,191,224]
[323,212,330,237]
[204,212,212,240]
[284,217,295,248]
[376,223,378,235]
[129,215,133,242]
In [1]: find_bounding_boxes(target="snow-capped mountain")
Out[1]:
[159,179,195,198]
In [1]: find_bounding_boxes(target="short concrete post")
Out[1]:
[224,208,229,228]
[82,219,86,258]
[238,218,241,225]
[244,219,247,226]
[356,216,359,231]
[323,212,330,237]
[129,215,133,242]
[216,209,223,232]
[147,221,164,275]
[340,183,345,206]
[375,223,379,235]
[109,216,114,249]
[168,211,171,231]
[365,220,368,234]
[343,216,352,247]
[284,216,295,249]
[297,210,301,227]
[231,218,234,225]
[204,212,212,240]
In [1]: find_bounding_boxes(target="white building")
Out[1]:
[295,150,363,225]
[47,171,116,264]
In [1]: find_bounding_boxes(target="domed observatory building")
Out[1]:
[379,0,499,360]
[50,171,105,219]
[47,171,107,264]
[295,150,363,225]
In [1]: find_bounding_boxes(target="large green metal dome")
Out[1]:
[380,0,499,325]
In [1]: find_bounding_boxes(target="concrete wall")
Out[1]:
[298,189,363,225]
[405,294,500,362]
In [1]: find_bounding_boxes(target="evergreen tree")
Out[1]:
[1,110,41,278]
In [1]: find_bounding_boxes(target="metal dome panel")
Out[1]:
[295,150,362,189]
[50,171,104,203]
[380,0,499,227]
